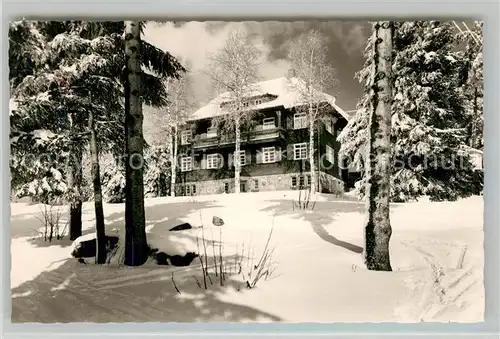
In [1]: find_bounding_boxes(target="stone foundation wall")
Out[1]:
[176,172,345,196]
[319,171,345,194]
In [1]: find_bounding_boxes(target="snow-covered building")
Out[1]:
[174,76,351,196]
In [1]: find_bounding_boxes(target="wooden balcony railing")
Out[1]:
[192,126,284,149]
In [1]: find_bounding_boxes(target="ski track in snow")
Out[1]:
[394,235,483,322]
[10,193,484,323]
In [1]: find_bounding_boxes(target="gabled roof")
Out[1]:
[189,76,349,122]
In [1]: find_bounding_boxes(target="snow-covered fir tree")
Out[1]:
[144,145,171,198]
[459,21,483,150]
[339,21,478,202]
[9,21,185,245]
[10,21,125,243]
[99,153,126,203]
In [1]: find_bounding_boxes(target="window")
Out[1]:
[254,180,259,190]
[325,118,333,134]
[299,175,305,188]
[181,130,192,145]
[224,182,229,193]
[255,99,262,105]
[262,147,276,163]
[180,184,196,196]
[294,112,308,129]
[263,117,275,130]
[326,145,335,164]
[180,156,192,172]
[235,150,246,167]
[294,143,307,160]
[243,102,249,108]
[207,127,217,138]
[207,154,221,169]
[291,174,310,189]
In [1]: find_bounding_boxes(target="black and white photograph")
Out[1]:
[9,20,484,323]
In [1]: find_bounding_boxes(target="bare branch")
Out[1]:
[205,29,263,130]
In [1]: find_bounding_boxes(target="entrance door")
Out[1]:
[240,180,247,193]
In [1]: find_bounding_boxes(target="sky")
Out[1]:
[144,21,372,113]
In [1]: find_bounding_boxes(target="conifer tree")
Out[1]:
[9,21,185,263]
[459,21,483,150]
[339,21,476,202]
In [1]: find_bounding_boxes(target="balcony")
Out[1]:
[192,125,284,150]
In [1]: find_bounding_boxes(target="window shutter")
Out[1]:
[306,142,310,158]
[228,153,234,168]
[287,144,294,160]
[286,115,293,129]
[256,149,263,164]
[276,146,282,162]
[245,149,251,165]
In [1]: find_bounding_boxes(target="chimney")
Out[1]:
[287,68,296,78]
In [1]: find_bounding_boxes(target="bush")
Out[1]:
[194,222,278,291]
[36,203,68,242]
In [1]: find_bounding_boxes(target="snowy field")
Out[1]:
[10,191,484,323]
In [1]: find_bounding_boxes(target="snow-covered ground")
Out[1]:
[10,191,484,323]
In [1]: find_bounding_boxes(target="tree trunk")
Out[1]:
[234,116,241,194]
[88,108,107,265]
[363,21,393,271]
[307,47,317,194]
[124,21,148,266]
[67,112,83,241]
[170,124,178,197]
[308,110,317,194]
[67,150,83,240]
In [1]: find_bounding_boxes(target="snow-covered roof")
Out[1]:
[189,76,350,122]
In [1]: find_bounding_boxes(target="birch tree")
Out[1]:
[363,21,394,271]
[207,29,261,194]
[165,75,196,197]
[287,30,337,193]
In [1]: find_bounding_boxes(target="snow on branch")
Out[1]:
[434,128,467,134]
